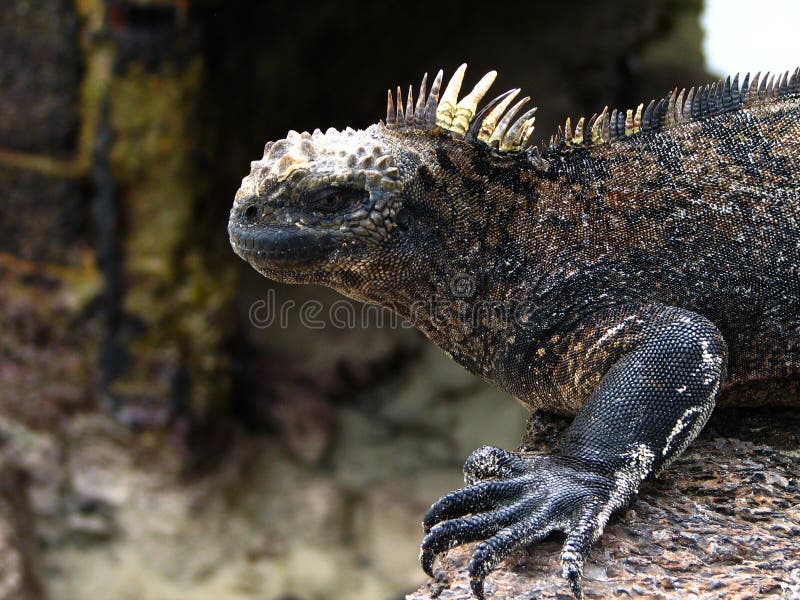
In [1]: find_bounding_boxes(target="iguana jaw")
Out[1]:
[227,219,341,271]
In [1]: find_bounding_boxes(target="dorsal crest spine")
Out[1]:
[384,64,800,156]
[552,67,800,152]
[384,64,537,153]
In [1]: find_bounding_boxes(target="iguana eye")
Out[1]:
[314,192,345,211]
[307,187,365,213]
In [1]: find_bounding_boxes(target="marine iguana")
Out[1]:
[227,64,800,599]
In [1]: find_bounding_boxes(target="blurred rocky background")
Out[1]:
[3,1,795,600]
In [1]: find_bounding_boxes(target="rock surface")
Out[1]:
[408,409,800,600]
[0,451,43,600]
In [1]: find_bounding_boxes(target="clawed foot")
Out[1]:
[421,445,619,599]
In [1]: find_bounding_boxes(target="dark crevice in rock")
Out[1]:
[91,93,127,414]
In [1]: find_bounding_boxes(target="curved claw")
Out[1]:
[420,547,435,577]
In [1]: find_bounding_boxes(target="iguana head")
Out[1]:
[228,64,540,302]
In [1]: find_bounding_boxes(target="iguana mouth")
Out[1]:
[228,222,339,266]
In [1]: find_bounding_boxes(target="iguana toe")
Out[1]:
[422,477,526,533]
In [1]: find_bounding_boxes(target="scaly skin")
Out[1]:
[228,65,800,598]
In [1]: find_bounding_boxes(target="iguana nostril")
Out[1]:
[243,205,257,220]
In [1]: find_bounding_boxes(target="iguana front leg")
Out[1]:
[421,305,727,599]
